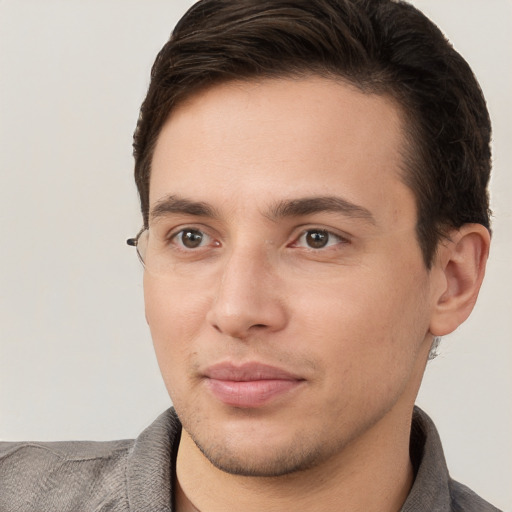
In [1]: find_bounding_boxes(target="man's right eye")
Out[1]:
[172,228,210,249]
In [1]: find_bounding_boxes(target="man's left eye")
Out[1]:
[294,229,346,249]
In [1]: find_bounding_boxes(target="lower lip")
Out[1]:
[205,378,303,408]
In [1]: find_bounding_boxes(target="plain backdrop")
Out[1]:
[0,1,511,510]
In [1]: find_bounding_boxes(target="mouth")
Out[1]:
[203,362,306,408]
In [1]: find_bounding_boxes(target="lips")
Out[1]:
[203,362,305,408]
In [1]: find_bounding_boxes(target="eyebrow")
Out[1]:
[149,194,375,225]
[150,195,219,221]
[267,196,376,224]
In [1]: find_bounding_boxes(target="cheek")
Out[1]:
[288,270,431,424]
[289,264,431,369]
[143,274,211,373]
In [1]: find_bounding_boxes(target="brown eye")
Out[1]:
[178,229,205,249]
[294,229,346,250]
[305,230,329,249]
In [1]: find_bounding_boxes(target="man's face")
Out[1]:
[144,77,438,476]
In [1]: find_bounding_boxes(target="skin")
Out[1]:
[143,77,489,511]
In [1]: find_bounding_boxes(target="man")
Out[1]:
[0,1,502,511]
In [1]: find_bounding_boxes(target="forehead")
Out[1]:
[150,76,414,227]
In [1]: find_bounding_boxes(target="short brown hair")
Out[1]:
[133,0,492,267]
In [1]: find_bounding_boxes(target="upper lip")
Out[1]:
[203,362,304,381]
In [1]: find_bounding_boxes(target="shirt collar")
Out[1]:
[401,406,452,511]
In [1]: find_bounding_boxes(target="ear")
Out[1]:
[429,224,490,337]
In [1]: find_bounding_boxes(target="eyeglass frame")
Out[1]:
[126,228,148,267]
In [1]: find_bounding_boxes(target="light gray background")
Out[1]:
[0,1,510,510]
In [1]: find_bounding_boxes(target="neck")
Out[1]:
[175,404,415,512]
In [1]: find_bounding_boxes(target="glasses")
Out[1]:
[127,228,149,268]
[127,228,180,275]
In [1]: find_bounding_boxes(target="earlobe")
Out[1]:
[429,224,490,337]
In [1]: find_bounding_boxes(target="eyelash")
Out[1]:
[168,227,349,252]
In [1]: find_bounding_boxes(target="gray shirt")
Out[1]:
[0,407,501,511]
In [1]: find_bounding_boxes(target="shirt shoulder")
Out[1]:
[0,438,134,511]
[0,408,181,512]
[402,407,503,512]
[449,479,502,512]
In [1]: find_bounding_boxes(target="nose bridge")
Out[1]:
[207,241,287,338]
[224,243,273,302]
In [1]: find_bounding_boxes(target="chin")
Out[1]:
[179,405,335,478]
[191,430,327,477]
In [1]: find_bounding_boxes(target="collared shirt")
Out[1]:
[0,407,501,511]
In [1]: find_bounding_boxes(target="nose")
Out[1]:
[206,246,288,340]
